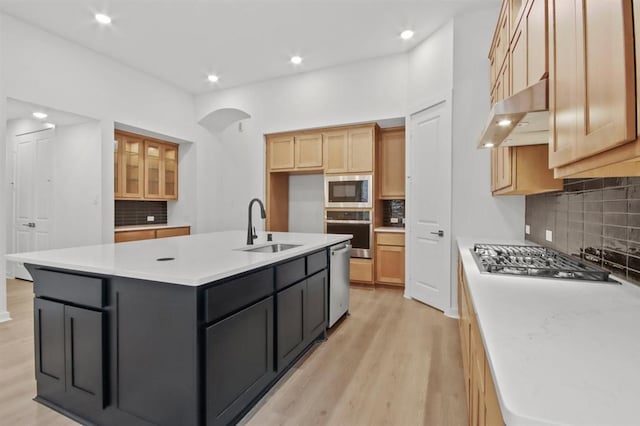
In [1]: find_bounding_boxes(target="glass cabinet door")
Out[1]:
[122,136,144,198]
[114,136,121,197]
[144,142,162,198]
[163,145,178,199]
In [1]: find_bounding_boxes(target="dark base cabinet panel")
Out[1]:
[206,297,275,426]
[276,281,306,370]
[305,271,328,345]
[34,298,66,403]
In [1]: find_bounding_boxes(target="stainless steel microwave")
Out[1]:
[324,175,372,209]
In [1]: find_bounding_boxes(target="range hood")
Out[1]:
[477,79,549,148]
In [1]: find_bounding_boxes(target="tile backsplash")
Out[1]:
[525,177,640,285]
[382,199,405,227]
[115,200,167,226]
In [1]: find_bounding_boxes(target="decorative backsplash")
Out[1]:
[525,177,640,285]
[382,199,405,227]
[115,200,167,226]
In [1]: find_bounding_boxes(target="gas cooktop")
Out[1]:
[471,244,617,283]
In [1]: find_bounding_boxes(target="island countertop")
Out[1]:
[457,237,640,426]
[6,231,351,286]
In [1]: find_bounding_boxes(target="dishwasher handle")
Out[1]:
[331,244,352,255]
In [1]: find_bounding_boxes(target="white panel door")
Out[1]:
[13,129,54,280]
[407,100,452,312]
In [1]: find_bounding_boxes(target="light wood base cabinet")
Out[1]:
[491,145,563,195]
[115,226,190,243]
[375,232,405,287]
[350,258,373,284]
[458,259,505,426]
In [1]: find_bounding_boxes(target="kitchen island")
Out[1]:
[6,231,351,426]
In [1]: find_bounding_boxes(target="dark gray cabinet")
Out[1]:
[34,298,105,411]
[276,270,328,371]
[206,296,275,426]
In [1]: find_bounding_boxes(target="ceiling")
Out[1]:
[7,97,94,126]
[0,1,499,95]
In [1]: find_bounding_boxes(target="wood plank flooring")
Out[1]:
[0,279,467,425]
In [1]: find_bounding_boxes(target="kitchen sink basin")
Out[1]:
[241,243,301,253]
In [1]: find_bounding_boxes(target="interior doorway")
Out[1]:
[5,98,101,280]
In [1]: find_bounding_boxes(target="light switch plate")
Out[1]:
[545,229,553,242]
[525,224,530,235]
[147,216,155,222]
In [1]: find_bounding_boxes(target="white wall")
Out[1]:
[53,122,102,248]
[195,54,408,231]
[449,8,525,312]
[288,174,324,233]
[0,13,9,322]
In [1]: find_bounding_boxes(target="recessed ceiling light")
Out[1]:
[400,30,415,40]
[483,142,494,148]
[207,74,219,83]
[290,56,303,65]
[498,119,512,127]
[95,13,112,25]
[32,112,47,119]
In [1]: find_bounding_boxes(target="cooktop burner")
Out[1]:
[471,244,616,283]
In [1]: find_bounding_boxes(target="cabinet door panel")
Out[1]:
[34,298,65,396]
[144,141,162,199]
[276,281,306,370]
[527,0,547,85]
[379,129,405,199]
[295,134,323,168]
[114,135,122,197]
[64,306,105,409]
[324,131,349,174]
[305,271,327,343]
[375,245,405,285]
[577,0,636,158]
[348,128,374,173]
[269,136,295,170]
[120,135,144,198]
[163,144,178,199]
[206,297,274,426]
[511,26,527,94]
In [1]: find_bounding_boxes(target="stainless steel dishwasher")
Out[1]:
[329,242,351,328]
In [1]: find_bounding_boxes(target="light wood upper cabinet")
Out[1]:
[378,128,405,199]
[324,131,349,173]
[268,135,295,170]
[114,131,179,201]
[511,0,548,94]
[549,0,636,169]
[347,127,375,173]
[117,133,144,199]
[492,144,563,195]
[294,134,323,169]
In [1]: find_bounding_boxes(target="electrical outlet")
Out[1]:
[525,225,531,235]
[147,216,155,222]
[390,217,399,224]
[545,229,553,242]
[402,218,406,224]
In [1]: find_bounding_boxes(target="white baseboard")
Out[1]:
[0,311,12,323]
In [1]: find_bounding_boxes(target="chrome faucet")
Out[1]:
[247,198,266,245]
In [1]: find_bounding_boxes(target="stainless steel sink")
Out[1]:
[242,243,301,253]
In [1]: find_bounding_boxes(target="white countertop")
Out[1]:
[6,231,351,287]
[373,227,405,233]
[114,223,191,232]
[457,237,640,426]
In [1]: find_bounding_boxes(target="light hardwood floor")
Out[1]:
[0,279,467,426]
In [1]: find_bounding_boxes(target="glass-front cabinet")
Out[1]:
[114,131,179,201]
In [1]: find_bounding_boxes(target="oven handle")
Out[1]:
[325,220,372,224]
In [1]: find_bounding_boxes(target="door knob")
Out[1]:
[430,230,444,237]
[22,222,36,228]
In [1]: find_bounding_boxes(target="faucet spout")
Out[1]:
[247,198,266,245]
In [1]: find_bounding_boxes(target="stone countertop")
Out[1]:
[114,223,191,232]
[6,231,351,287]
[457,237,640,426]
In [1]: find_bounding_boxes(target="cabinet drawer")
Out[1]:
[275,257,306,290]
[31,269,104,308]
[376,232,405,246]
[156,226,190,238]
[306,250,327,275]
[350,258,373,283]
[114,230,156,243]
[204,268,273,324]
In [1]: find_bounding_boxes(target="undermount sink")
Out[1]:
[241,243,302,253]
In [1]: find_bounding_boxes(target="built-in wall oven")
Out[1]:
[325,210,372,259]
[324,175,372,209]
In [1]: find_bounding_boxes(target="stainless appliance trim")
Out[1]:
[329,242,351,328]
[325,210,373,259]
[324,174,373,209]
